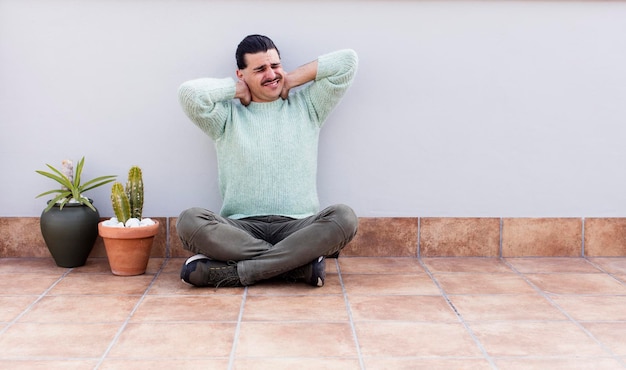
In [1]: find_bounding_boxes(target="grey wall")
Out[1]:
[2,0,626,218]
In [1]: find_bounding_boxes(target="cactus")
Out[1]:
[111,182,131,223]
[109,166,144,225]
[125,166,144,220]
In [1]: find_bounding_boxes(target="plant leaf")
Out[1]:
[74,157,84,189]
[35,189,66,198]
[81,198,97,212]
[57,197,70,210]
[80,175,117,193]
[36,166,73,190]
[43,191,72,212]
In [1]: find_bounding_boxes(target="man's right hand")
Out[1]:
[235,80,251,106]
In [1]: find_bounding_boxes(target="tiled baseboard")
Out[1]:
[1,217,625,258]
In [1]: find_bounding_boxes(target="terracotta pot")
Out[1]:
[98,221,159,276]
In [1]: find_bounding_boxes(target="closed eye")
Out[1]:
[253,63,281,73]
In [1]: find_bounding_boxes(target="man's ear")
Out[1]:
[236,69,244,81]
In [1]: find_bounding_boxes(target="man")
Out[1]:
[177,34,358,288]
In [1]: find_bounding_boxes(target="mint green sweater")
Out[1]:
[178,49,358,219]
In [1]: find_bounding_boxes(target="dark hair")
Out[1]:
[236,34,280,69]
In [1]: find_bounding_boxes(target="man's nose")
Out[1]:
[265,68,276,79]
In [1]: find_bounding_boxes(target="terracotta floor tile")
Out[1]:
[71,257,166,275]
[0,360,100,369]
[449,294,566,321]
[582,322,626,355]
[423,257,514,273]
[0,273,62,295]
[19,295,138,323]
[551,295,626,321]
[0,323,120,358]
[147,273,245,296]
[525,273,626,294]
[65,257,112,273]
[49,274,154,295]
[233,357,361,370]
[2,256,626,367]
[131,295,242,322]
[506,257,601,273]
[363,357,492,370]
[355,321,482,357]
[142,257,167,275]
[588,257,626,274]
[236,322,356,357]
[338,257,425,274]
[108,322,236,358]
[248,275,343,295]
[470,321,608,357]
[243,295,348,322]
[343,274,441,295]
[0,296,37,322]
[434,273,535,294]
[160,257,187,274]
[349,295,458,322]
[0,257,65,273]
[326,258,339,274]
[100,359,227,370]
[494,357,624,370]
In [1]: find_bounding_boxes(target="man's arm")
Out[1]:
[299,49,358,125]
[281,60,319,99]
[178,77,236,140]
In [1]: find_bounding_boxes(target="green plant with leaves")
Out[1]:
[36,157,117,212]
[111,166,144,224]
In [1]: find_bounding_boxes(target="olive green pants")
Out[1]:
[176,204,358,285]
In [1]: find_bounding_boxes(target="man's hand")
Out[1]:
[280,73,291,100]
[235,80,251,106]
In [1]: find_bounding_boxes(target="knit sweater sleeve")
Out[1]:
[303,49,358,126]
[177,77,236,140]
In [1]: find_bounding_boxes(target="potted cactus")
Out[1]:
[98,166,159,276]
[36,157,116,267]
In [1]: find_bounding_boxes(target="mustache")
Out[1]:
[262,76,282,85]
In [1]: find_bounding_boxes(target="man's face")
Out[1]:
[236,49,284,103]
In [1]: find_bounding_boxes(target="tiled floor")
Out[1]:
[1,257,626,369]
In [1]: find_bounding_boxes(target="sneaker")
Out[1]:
[180,254,242,287]
[283,256,326,287]
[305,256,326,287]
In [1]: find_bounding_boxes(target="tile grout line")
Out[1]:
[0,268,72,336]
[93,258,169,369]
[227,286,248,370]
[583,257,626,290]
[501,258,626,368]
[418,259,498,370]
[335,258,366,370]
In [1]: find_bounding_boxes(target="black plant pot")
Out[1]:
[40,200,100,268]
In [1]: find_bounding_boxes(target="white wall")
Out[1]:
[2,0,626,218]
